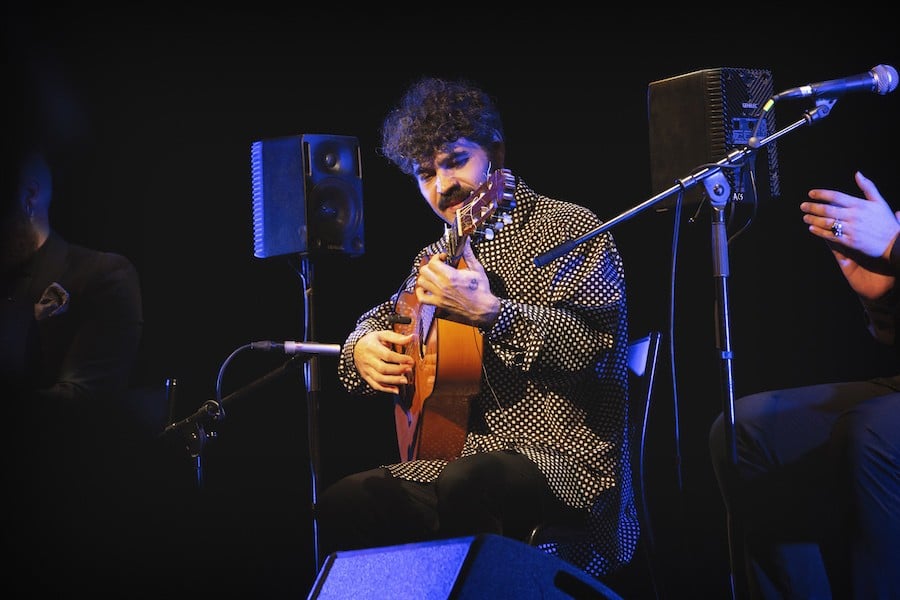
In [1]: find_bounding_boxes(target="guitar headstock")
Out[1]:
[454,168,516,239]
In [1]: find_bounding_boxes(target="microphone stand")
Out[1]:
[162,354,308,487]
[535,98,836,600]
[160,328,334,583]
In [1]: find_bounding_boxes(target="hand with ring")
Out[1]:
[802,171,900,259]
[802,171,899,303]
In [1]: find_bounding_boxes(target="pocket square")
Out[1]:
[34,282,70,321]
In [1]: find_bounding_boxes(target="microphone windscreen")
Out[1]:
[872,64,898,95]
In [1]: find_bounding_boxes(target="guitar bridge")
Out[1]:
[388,314,412,325]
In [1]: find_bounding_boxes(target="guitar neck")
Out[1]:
[445,230,467,268]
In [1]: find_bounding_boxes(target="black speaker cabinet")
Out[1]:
[648,67,780,210]
[250,133,364,258]
[307,534,622,599]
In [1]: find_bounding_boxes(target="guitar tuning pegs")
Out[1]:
[473,228,495,242]
[487,212,513,233]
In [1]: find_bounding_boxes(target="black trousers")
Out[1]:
[315,449,571,558]
[709,376,900,599]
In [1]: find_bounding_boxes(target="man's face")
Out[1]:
[413,138,492,226]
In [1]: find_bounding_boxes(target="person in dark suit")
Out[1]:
[1,147,150,593]
[709,171,900,599]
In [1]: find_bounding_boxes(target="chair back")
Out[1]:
[525,331,664,595]
[626,332,662,536]
[626,331,663,595]
[526,332,662,542]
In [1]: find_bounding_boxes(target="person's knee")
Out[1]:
[316,475,355,521]
[318,469,386,518]
[708,392,774,493]
[435,452,516,512]
[709,391,776,456]
[436,457,486,504]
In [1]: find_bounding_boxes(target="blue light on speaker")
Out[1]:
[250,136,307,258]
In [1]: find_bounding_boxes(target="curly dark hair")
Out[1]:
[380,77,505,175]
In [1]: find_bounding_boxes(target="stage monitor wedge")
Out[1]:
[308,534,623,599]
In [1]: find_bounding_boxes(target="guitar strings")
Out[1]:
[475,161,504,414]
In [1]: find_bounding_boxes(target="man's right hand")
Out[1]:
[353,330,415,394]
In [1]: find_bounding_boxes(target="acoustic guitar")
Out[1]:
[391,168,516,462]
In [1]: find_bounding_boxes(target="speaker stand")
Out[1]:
[297,254,326,577]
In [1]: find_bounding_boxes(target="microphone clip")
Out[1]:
[804,97,838,125]
[161,399,222,457]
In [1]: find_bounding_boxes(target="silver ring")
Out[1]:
[831,219,844,238]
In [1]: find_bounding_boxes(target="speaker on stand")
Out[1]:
[251,133,364,259]
[250,132,365,575]
[646,68,783,598]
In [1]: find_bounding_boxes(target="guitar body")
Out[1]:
[389,168,515,462]
[392,283,483,462]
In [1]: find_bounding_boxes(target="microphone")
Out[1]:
[774,64,898,100]
[251,340,342,356]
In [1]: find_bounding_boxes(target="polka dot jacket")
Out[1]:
[337,175,638,577]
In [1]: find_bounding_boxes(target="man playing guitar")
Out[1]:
[316,76,636,580]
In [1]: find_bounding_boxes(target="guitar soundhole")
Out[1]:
[397,376,414,412]
[418,304,435,360]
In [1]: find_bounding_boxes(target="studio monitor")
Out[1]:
[307,534,623,599]
[250,133,364,258]
[647,67,780,210]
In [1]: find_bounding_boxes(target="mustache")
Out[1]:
[437,185,472,211]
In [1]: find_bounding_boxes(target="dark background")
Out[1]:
[6,5,898,598]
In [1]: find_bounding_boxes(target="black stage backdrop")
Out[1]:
[6,5,898,598]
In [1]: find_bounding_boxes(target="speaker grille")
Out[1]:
[251,136,306,258]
